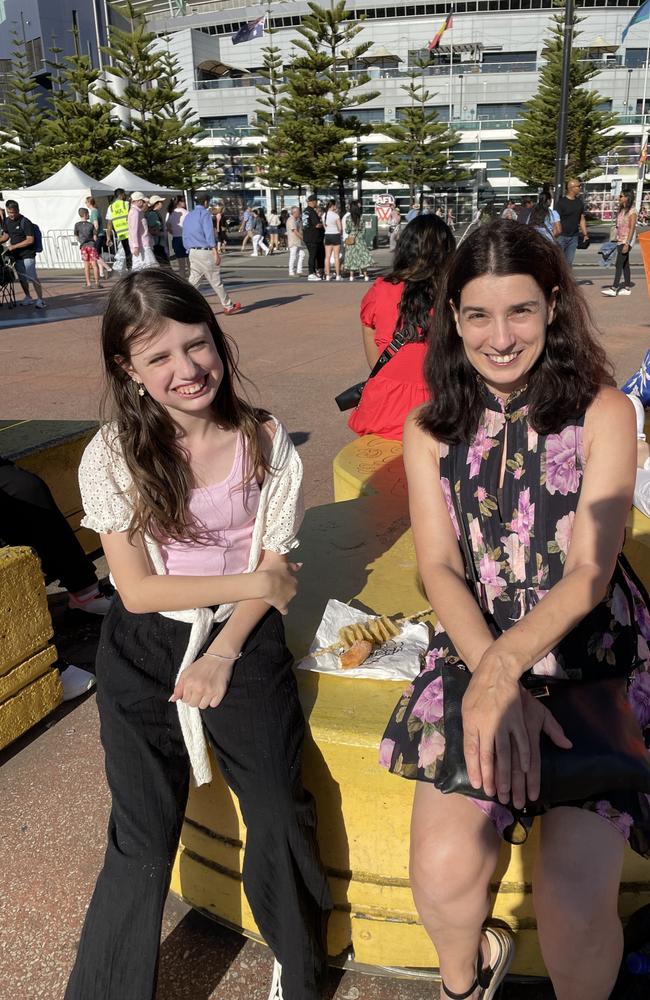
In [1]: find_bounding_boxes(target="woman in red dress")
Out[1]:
[348,214,456,441]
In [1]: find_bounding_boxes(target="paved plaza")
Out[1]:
[0,245,648,1000]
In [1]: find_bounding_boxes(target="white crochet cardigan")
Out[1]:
[78,417,304,786]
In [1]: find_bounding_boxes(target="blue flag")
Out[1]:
[622,0,650,43]
[231,16,265,44]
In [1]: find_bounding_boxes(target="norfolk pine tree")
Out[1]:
[0,32,49,188]
[254,4,294,200]
[97,2,207,188]
[506,10,621,187]
[377,68,466,203]
[42,50,123,178]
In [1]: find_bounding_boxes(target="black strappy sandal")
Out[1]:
[441,927,515,1000]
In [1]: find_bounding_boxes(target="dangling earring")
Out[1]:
[133,380,146,397]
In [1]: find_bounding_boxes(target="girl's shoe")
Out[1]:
[335,274,342,281]
[325,274,331,281]
[349,274,354,281]
[618,286,632,295]
[601,286,618,296]
[267,959,284,1000]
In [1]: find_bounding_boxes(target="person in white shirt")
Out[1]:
[323,199,342,281]
[286,206,306,277]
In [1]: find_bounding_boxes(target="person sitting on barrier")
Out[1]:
[348,213,455,441]
[0,455,111,701]
[65,269,331,1000]
[380,219,650,1000]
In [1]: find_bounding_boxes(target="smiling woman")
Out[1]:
[379,220,650,1000]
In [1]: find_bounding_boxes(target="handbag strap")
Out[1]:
[367,329,408,381]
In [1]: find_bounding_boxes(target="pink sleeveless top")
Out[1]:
[161,433,260,577]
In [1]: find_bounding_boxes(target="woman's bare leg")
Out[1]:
[411,783,501,998]
[534,807,625,1000]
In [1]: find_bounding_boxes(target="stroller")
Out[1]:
[0,249,16,308]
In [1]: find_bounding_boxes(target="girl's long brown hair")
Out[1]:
[100,268,271,543]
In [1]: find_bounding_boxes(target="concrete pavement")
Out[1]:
[0,247,647,1000]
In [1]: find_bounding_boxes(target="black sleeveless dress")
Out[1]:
[380,388,650,857]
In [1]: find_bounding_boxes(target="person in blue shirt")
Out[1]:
[239,204,254,252]
[183,197,241,315]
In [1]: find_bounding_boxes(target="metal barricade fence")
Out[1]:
[39,230,115,270]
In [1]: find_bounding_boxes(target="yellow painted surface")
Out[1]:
[173,447,650,976]
[0,668,62,751]
[16,431,98,554]
[0,547,53,674]
[332,435,406,502]
[0,646,57,703]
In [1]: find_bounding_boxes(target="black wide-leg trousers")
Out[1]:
[65,599,331,1000]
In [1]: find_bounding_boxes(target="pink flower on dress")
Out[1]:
[411,675,445,724]
[418,729,446,769]
[639,634,650,664]
[379,738,396,769]
[554,511,575,558]
[475,486,487,502]
[502,532,526,582]
[513,468,524,480]
[595,801,634,840]
[439,442,449,459]
[531,651,568,678]
[424,647,445,672]
[628,672,650,729]
[469,515,484,553]
[440,477,460,539]
[484,409,506,440]
[508,488,535,545]
[527,424,539,453]
[467,422,498,478]
[479,553,508,611]
[472,797,515,837]
[635,601,650,641]
[544,426,583,496]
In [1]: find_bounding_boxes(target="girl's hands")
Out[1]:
[260,562,301,614]
[170,652,236,709]
[462,658,572,808]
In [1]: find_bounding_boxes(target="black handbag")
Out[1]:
[433,517,650,811]
[335,330,408,412]
[434,666,650,812]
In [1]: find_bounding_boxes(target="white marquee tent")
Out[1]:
[3,162,115,269]
[100,165,180,198]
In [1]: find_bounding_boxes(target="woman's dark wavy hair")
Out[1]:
[384,214,456,343]
[419,219,615,443]
[100,268,270,544]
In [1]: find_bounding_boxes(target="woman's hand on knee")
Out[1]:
[170,655,235,709]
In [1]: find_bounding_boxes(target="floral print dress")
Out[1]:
[380,388,650,856]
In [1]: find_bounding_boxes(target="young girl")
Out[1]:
[323,200,342,281]
[65,269,331,1000]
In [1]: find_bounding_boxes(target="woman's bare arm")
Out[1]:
[403,409,495,669]
[362,324,380,366]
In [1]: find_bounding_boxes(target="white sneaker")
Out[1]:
[325,275,331,281]
[35,298,46,308]
[601,286,618,296]
[349,275,354,282]
[59,664,96,702]
[68,591,113,615]
[618,286,632,295]
[19,296,32,306]
[267,960,284,1000]
[307,274,321,281]
[288,271,295,277]
[335,275,342,281]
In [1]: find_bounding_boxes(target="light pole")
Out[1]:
[554,0,575,198]
[625,67,633,116]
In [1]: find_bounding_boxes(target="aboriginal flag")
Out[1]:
[232,16,265,44]
[428,9,454,51]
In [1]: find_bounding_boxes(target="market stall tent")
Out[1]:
[100,165,180,197]
[2,162,115,269]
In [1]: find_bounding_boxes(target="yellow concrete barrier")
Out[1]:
[0,546,61,750]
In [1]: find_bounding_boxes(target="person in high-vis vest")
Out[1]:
[106,188,132,272]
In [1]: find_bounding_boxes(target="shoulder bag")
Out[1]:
[335,329,407,412]
[433,519,650,812]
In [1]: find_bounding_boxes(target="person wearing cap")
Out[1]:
[183,195,241,315]
[302,194,324,281]
[128,192,157,272]
[146,195,171,268]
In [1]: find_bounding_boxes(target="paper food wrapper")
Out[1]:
[297,599,429,681]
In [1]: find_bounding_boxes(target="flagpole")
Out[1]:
[448,26,454,122]
[635,12,650,211]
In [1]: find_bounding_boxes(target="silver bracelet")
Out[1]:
[203,649,242,661]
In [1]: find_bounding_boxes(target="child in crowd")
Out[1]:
[65,269,331,1000]
[74,208,102,289]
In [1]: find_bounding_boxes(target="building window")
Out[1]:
[200,115,249,132]
[477,102,525,120]
[626,49,649,69]
[25,36,43,75]
[340,108,385,123]
[397,105,450,121]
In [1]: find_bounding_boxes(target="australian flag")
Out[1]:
[231,16,265,44]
